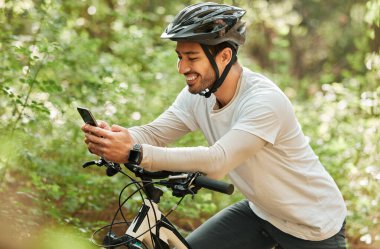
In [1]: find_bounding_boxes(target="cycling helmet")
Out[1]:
[161,2,247,98]
[161,2,246,49]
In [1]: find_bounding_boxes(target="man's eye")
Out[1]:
[189,57,198,61]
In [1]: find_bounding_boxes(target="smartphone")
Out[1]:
[77,107,98,126]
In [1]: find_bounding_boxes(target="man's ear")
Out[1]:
[220,47,233,65]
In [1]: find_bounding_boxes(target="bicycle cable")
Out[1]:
[90,175,186,248]
[90,169,147,248]
[91,185,150,248]
[91,191,185,248]
[110,168,161,249]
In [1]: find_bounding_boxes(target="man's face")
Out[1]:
[175,41,216,94]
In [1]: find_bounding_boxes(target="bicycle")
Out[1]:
[82,158,234,249]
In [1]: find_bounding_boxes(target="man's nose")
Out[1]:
[177,59,190,74]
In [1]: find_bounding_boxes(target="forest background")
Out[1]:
[0,0,379,248]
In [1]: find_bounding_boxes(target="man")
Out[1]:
[82,2,347,249]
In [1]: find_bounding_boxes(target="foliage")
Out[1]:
[0,0,379,248]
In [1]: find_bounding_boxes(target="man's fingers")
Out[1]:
[82,124,112,138]
[88,142,101,156]
[98,120,111,130]
[111,124,125,132]
[85,132,106,145]
[88,140,108,154]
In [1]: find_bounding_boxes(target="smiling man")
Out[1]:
[175,41,242,108]
[82,2,347,249]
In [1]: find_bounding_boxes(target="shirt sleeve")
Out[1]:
[129,109,191,147]
[140,129,266,179]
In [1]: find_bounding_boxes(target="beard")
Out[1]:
[187,69,216,95]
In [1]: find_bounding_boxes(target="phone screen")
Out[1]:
[77,107,98,126]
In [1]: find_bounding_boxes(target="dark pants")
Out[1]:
[186,200,346,249]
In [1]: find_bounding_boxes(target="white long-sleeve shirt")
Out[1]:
[129,67,347,241]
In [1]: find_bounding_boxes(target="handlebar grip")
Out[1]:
[193,175,234,195]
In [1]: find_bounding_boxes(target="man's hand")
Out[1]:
[81,123,134,163]
[97,120,111,130]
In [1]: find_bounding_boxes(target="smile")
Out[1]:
[185,73,199,84]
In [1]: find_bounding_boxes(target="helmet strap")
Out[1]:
[199,44,237,98]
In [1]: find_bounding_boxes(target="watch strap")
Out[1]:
[128,144,142,164]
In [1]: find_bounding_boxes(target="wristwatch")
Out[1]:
[128,144,142,164]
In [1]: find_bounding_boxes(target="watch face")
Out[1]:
[133,144,142,151]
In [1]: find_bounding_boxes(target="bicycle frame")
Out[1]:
[125,199,190,249]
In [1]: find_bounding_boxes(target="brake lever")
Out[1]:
[82,158,121,177]
[164,173,200,198]
[82,160,100,168]
[82,157,108,167]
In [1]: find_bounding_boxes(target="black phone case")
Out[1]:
[77,107,98,126]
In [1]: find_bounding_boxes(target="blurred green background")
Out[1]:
[0,0,379,248]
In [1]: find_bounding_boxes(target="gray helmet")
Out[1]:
[161,2,246,49]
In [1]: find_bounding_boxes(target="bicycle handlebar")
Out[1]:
[83,158,234,195]
[193,175,234,195]
[124,162,234,195]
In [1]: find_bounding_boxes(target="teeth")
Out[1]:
[186,75,197,81]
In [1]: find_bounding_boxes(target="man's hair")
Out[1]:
[207,42,238,61]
